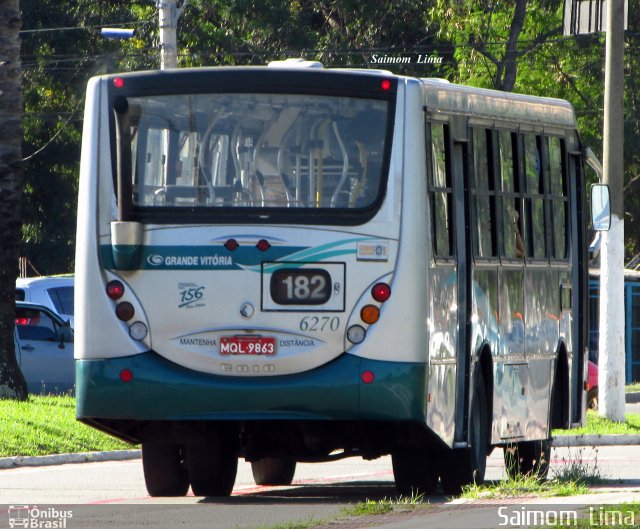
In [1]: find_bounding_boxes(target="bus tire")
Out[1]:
[185,438,238,497]
[440,369,489,495]
[504,439,551,480]
[392,449,438,496]
[141,442,189,497]
[251,457,297,486]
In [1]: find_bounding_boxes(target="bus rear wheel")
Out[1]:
[504,440,551,480]
[185,437,238,497]
[392,449,438,496]
[439,370,489,495]
[141,442,189,497]
[251,457,297,486]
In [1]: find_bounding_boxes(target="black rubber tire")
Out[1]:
[251,457,297,486]
[185,437,238,497]
[504,439,551,480]
[440,369,489,496]
[392,449,438,496]
[141,442,189,497]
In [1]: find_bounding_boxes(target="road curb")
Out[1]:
[552,434,640,447]
[0,449,141,470]
[626,392,640,403]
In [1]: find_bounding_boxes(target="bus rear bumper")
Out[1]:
[76,352,427,430]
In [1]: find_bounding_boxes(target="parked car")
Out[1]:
[15,276,74,327]
[14,302,74,395]
[587,360,598,410]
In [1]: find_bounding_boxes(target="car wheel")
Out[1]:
[587,388,598,410]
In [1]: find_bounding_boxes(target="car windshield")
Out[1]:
[47,286,74,315]
[128,93,389,211]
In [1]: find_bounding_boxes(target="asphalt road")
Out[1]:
[2,445,640,529]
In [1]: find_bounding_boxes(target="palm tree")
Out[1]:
[0,0,28,399]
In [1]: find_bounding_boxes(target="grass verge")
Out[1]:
[461,475,589,500]
[0,395,130,457]
[462,445,604,500]
[553,410,640,436]
[344,491,426,516]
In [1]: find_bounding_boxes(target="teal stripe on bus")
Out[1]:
[100,244,309,271]
[75,352,427,423]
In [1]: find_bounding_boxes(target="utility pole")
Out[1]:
[599,0,626,422]
[157,0,187,69]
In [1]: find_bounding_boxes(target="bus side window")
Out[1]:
[471,128,496,258]
[523,134,546,259]
[498,130,523,259]
[428,123,453,258]
[547,136,568,260]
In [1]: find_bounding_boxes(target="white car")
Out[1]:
[14,302,74,395]
[15,276,74,327]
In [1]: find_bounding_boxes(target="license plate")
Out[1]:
[219,336,276,355]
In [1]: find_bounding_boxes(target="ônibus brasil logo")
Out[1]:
[8,506,73,529]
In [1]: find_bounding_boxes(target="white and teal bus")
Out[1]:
[76,61,595,497]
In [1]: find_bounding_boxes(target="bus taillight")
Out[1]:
[361,305,380,325]
[225,238,239,251]
[129,321,148,341]
[256,239,271,252]
[107,280,125,300]
[347,325,366,344]
[116,301,135,321]
[361,371,375,384]
[371,283,391,303]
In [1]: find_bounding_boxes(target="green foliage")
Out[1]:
[461,471,589,500]
[17,1,640,264]
[345,491,425,516]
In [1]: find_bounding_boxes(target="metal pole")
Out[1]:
[599,0,626,422]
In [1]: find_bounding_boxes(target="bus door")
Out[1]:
[568,148,589,425]
[450,116,473,447]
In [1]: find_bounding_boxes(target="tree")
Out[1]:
[19,0,154,274]
[0,0,28,399]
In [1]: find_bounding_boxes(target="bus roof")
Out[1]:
[95,66,577,130]
[419,77,577,129]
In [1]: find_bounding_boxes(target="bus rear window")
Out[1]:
[126,93,390,216]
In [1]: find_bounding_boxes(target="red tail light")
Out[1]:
[361,371,375,384]
[116,302,135,321]
[107,280,125,300]
[225,238,239,251]
[256,239,271,252]
[371,283,391,303]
